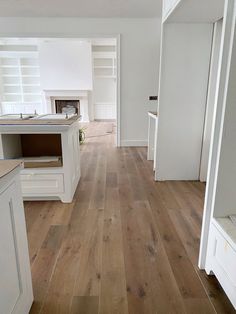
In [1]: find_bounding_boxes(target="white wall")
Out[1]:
[155,23,213,180]
[212,23,236,218]
[0,18,161,146]
[39,41,93,90]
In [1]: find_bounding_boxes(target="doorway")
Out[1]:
[89,38,119,146]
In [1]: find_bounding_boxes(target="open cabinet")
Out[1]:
[1,133,63,168]
[0,122,81,203]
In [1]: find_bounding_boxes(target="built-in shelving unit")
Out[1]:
[0,46,43,114]
[93,46,117,79]
[92,43,117,120]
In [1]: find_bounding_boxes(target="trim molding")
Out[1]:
[121,140,148,147]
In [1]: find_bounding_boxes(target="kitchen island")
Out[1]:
[0,114,81,203]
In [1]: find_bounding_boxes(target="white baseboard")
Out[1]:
[121,140,148,147]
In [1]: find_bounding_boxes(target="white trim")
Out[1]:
[116,34,121,147]
[121,140,148,147]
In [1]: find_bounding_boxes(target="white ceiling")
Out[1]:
[0,0,162,18]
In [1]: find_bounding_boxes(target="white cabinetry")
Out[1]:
[0,121,81,203]
[0,161,33,314]
[0,46,43,114]
[206,220,236,308]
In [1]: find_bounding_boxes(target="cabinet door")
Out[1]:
[0,180,33,314]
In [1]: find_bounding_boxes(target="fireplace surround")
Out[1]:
[42,90,90,122]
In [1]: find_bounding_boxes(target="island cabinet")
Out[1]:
[0,160,33,314]
[0,119,81,203]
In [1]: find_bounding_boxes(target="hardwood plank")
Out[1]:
[184,298,216,314]
[89,154,107,210]
[73,209,103,296]
[106,171,118,188]
[51,201,74,226]
[27,202,57,264]
[99,187,128,314]
[71,296,99,314]
[42,225,66,252]
[24,201,46,233]
[30,248,58,314]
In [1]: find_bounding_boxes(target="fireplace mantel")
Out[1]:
[43,90,90,122]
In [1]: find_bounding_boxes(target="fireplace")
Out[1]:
[43,90,89,122]
[55,100,80,115]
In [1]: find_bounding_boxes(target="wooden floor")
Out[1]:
[26,122,235,314]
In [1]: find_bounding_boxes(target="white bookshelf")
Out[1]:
[92,44,117,119]
[93,46,117,79]
[0,52,43,114]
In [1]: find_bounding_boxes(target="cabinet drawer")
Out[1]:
[213,225,236,287]
[21,173,64,194]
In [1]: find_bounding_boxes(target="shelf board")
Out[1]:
[3,93,21,95]
[0,65,19,68]
[1,101,42,104]
[94,66,113,69]
[95,75,117,79]
[21,75,40,77]
[2,75,20,77]
[22,84,40,86]
[20,65,39,68]
[23,93,41,96]
[93,52,116,59]
[3,84,21,86]
[0,51,38,54]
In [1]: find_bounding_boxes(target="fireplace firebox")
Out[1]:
[55,100,80,115]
